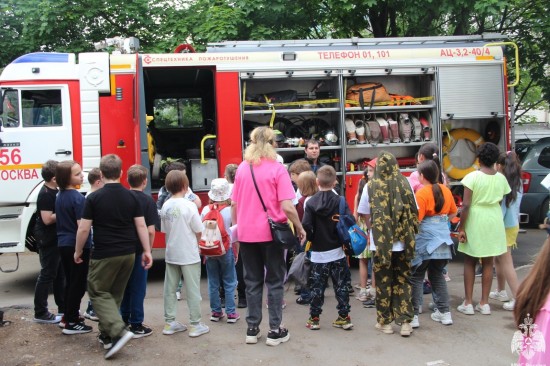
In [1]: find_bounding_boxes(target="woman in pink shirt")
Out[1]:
[231,127,306,347]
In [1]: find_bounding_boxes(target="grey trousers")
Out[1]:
[240,241,286,330]
[410,259,450,314]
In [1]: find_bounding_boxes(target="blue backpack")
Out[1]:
[334,197,368,256]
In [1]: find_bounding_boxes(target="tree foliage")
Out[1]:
[0,0,548,118]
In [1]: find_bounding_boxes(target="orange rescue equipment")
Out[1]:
[442,128,484,180]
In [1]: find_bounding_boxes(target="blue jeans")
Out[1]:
[120,253,148,325]
[206,251,237,314]
[34,245,65,317]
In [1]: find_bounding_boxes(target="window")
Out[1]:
[538,146,550,169]
[515,143,533,163]
[21,90,63,127]
[153,98,203,129]
[1,89,20,128]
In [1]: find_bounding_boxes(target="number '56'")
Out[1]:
[0,148,22,165]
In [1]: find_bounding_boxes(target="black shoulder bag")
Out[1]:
[249,163,298,249]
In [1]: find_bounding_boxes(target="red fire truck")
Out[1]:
[0,34,518,269]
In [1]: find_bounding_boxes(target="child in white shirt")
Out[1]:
[160,170,208,338]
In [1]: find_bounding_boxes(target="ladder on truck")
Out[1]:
[207,34,510,51]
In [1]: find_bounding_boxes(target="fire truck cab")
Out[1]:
[0,34,517,262]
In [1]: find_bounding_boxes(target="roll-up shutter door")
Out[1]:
[438,65,505,119]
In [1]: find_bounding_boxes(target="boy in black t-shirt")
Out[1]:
[84,167,104,322]
[120,164,158,338]
[75,154,152,360]
[33,160,65,324]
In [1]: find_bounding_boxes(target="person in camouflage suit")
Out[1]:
[368,151,418,337]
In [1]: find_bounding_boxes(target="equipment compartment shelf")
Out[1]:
[244,107,340,115]
[345,141,426,148]
[345,168,415,175]
[276,146,341,152]
[344,104,435,113]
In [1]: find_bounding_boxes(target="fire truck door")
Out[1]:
[0,86,73,205]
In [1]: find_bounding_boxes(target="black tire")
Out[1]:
[25,213,39,253]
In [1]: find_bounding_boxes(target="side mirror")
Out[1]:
[0,89,4,131]
[0,88,4,115]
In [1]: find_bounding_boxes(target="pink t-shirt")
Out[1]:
[518,293,550,365]
[408,170,449,193]
[232,159,296,243]
[408,171,423,193]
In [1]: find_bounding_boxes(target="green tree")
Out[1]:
[0,0,548,117]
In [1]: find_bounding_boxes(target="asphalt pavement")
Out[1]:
[0,228,547,365]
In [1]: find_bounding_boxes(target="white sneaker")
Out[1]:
[410,315,419,328]
[475,303,491,315]
[163,321,187,335]
[104,331,134,360]
[176,291,182,301]
[400,322,413,337]
[457,301,475,315]
[489,289,509,302]
[503,299,515,311]
[189,322,210,337]
[355,289,368,302]
[431,309,453,325]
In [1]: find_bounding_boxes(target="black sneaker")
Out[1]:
[266,327,290,346]
[475,265,483,277]
[84,308,99,322]
[130,323,153,338]
[363,299,376,308]
[62,321,93,335]
[237,297,247,308]
[98,333,113,350]
[58,315,85,329]
[296,296,310,305]
[105,331,134,359]
[245,327,261,344]
[33,312,62,324]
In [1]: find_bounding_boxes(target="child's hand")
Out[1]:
[296,226,307,245]
[74,250,83,264]
[142,252,153,269]
[458,230,467,243]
